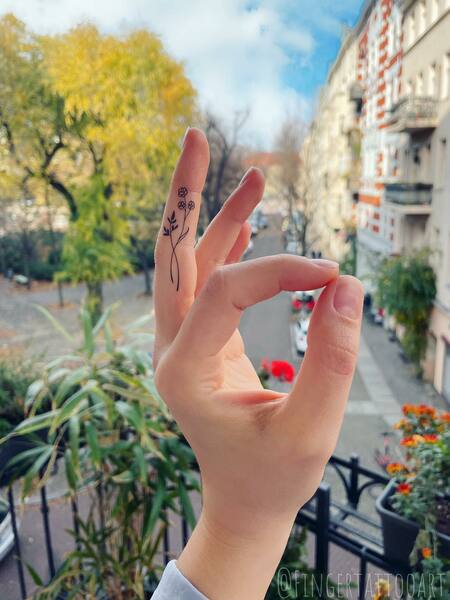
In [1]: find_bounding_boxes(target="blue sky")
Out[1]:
[0,0,364,147]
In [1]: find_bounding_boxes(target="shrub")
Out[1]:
[376,251,436,374]
[0,357,39,438]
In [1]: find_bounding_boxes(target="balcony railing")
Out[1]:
[385,182,433,206]
[2,454,408,600]
[387,96,438,133]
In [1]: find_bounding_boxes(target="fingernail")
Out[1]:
[239,167,254,186]
[312,258,338,269]
[333,277,363,319]
[182,127,191,148]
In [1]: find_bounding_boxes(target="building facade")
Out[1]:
[306,31,360,262]
[387,0,450,397]
[355,0,404,290]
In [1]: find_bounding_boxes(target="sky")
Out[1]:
[0,0,364,148]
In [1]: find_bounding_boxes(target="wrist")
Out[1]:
[177,508,294,600]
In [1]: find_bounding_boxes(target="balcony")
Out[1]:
[387,96,438,134]
[385,182,432,215]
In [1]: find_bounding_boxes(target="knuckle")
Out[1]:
[201,267,227,300]
[310,335,358,376]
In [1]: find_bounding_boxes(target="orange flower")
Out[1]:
[373,579,390,600]
[423,434,439,443]
[440,412,450,423]
[395,418,413,432]
[396,483,412,495]
[400,435,424,447]
[386,463,406,475]
[402,404,418,416]
[422,547,432,559]
[418,404,436,417]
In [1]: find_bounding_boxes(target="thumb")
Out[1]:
[281,275,364,456]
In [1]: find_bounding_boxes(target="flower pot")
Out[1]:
[376,480,450,563]
[0,431,48,487]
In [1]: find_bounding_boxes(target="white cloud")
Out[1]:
[0,0,315,147]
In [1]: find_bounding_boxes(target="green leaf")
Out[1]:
[9,411,58,438]
[54,366,90,406]
[115,401,144,433]
[25,379,45,408]
[85,421,101,466]
[81,304,94,356]
[65,448,78,490]
[92,303,119,337]
[133,445,147,484]
[50,385,92,433]
[33,304,75,343]
[143,477,165,539]
[25,562,44,586]
[22,446,53,494]
[69,416,80,471]
[112,470,134,484]
[178,478,196,530]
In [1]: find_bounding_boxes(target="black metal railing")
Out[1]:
[2,454,409,600]
[385,182,433,206]
[388,96,438,132]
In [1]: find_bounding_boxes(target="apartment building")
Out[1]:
[387,0,450,397]
[306,31,360,261]
[356,0,404,290]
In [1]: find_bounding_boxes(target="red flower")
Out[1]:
[292,298,302,311]
[396,483,412,495]
[260,358,270,373]
[306,300,315,311]
[422,547,432,559]
[271,360,295,383]
[423,434,438,443]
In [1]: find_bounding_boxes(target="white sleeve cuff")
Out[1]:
[152,560,209,600]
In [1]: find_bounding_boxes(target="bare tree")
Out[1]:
[201,110,249,226]
[274,118,318,256]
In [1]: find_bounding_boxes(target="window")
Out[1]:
[416,72,424,95]
[431,0,439,22]
[429,63,437,97]
[442,53,450,99]
[418,1,426,35]
[409,12,416,45]
[386,81,392,109]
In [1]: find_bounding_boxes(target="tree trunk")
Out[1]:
[143,260,152,296]
[86,281,103,324]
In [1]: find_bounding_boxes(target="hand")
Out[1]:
[153,128,364,600]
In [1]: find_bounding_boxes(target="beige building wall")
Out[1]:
[397,0,450,397]
[306,32,359,261]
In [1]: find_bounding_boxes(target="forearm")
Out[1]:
[177,510,294,600]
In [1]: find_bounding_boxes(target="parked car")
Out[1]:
[0,497,15,562]
[294,317,310,355]
[249,214,259,236]
[255,210,268,229]
[291,291,315,313]
[370,306,385,325]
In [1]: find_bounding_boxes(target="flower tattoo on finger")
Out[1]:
[163,186,195,291]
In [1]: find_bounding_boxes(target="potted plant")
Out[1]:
[4,305,199,598]
[376,404,450,564]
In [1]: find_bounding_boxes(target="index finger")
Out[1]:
[174,256,339,358]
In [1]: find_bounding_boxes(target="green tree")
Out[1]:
[376,251,436,373]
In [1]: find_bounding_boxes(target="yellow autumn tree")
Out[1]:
[41,24,197,317]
